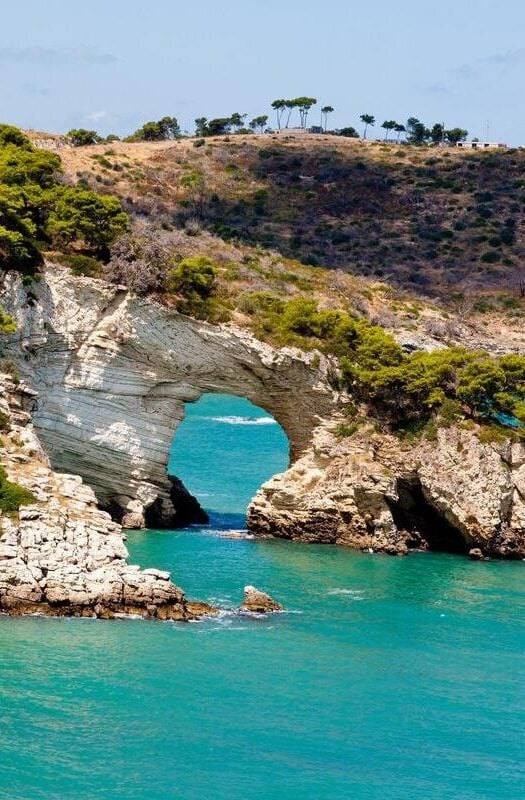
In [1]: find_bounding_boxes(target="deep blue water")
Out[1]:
[0,395,523,800]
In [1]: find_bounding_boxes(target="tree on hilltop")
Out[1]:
[284,99,297,128]
[321,105,334,132]
[296,97,317,129]
[230,113,247,132]
[360,114,375,139]
[271,99,287,130]
[406,117,429,144]
[67,129,101,147]
[446,127,468,144]
[250,115,269,133]
[394,123,406,142]
[129,117,181,142]
[195,117,209,137]
[381,120,397,141]
[430,123,446,144]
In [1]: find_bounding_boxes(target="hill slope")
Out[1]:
[58,133,525,298]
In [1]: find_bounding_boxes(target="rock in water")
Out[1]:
[469,548,486,561]
[240,585,283,613]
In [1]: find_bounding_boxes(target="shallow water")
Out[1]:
[0,395,523,800]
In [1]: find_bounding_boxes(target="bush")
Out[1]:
[480,250,499,263]
[0,466,36,515]
[166,256,217,303]
[56,253,103,277]
[0,125,128,268]
[105,231,173,293]
[0,306,16,335]
[67,129,101,146]
[47,188,128,254]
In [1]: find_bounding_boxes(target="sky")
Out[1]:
[0,0,523,144]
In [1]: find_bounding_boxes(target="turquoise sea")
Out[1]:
[0,394,523,800]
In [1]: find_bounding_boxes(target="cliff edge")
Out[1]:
[247,418,525,559]
[0,375,214,619]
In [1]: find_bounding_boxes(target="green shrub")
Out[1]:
[0,466,36,515]
[56,253,103,277]
[0,307,16,335]
[335,421,360,438]
[0,126,128,268]
[480,251,499,263]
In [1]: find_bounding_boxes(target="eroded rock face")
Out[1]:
[0,377,214,619]
[1,268,333,526]
[247,419,525,559]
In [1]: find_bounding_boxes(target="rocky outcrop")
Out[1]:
[0,376,215,619]
[240,585,283,613]
[247,419,525,559]
[1,268,333,527]
[1,267,523,561]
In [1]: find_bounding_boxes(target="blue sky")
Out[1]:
[0,0,523,143]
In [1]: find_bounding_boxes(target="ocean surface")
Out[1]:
[0,394,523,800]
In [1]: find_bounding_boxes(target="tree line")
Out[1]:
[66,104,469,146]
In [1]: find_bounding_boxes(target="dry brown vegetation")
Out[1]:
[50,132,524,344]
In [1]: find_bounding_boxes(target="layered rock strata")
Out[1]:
[1,268,333,527]
[247,418,525,559]
[0,376,214,619]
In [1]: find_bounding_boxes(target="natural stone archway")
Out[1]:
[167,393,290,524]
[1,268,335,527]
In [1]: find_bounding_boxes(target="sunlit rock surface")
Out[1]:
[1,268,333,526]
[0,376,214,619]
[247,418,525,559]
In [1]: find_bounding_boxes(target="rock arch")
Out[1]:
[1,269,335,527]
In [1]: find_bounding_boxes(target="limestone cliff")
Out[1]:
[2,266,524,561]
[247,418,525,559]
[1,267,333,527]
[0,375,213,619]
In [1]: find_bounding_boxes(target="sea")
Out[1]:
[0,394,523,800]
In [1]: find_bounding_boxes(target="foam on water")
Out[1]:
[210,415,277,425]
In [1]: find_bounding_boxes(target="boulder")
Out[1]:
[240,585,283,613]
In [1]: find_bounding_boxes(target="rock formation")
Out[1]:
[1,267,333,527]
[240,585,283,613]
[0,375,215,619]
[247,418,525,559]
[1,266,524,561]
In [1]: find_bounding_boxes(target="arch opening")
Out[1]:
[167,393,290,528]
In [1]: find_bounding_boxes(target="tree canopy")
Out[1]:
[0,124,128,270]
[128,117,181,142]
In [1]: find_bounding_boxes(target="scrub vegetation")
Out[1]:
[0,466,35,516]
[2,124,524,442]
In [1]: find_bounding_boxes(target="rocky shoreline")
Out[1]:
[0,374,216,620]
[247,417,525,559]
[0,266,523,622]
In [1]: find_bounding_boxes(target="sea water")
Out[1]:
[0,395,523,800]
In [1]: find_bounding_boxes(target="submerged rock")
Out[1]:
[240,585,283,613]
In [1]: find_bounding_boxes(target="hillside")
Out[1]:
[56,132,525,301]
